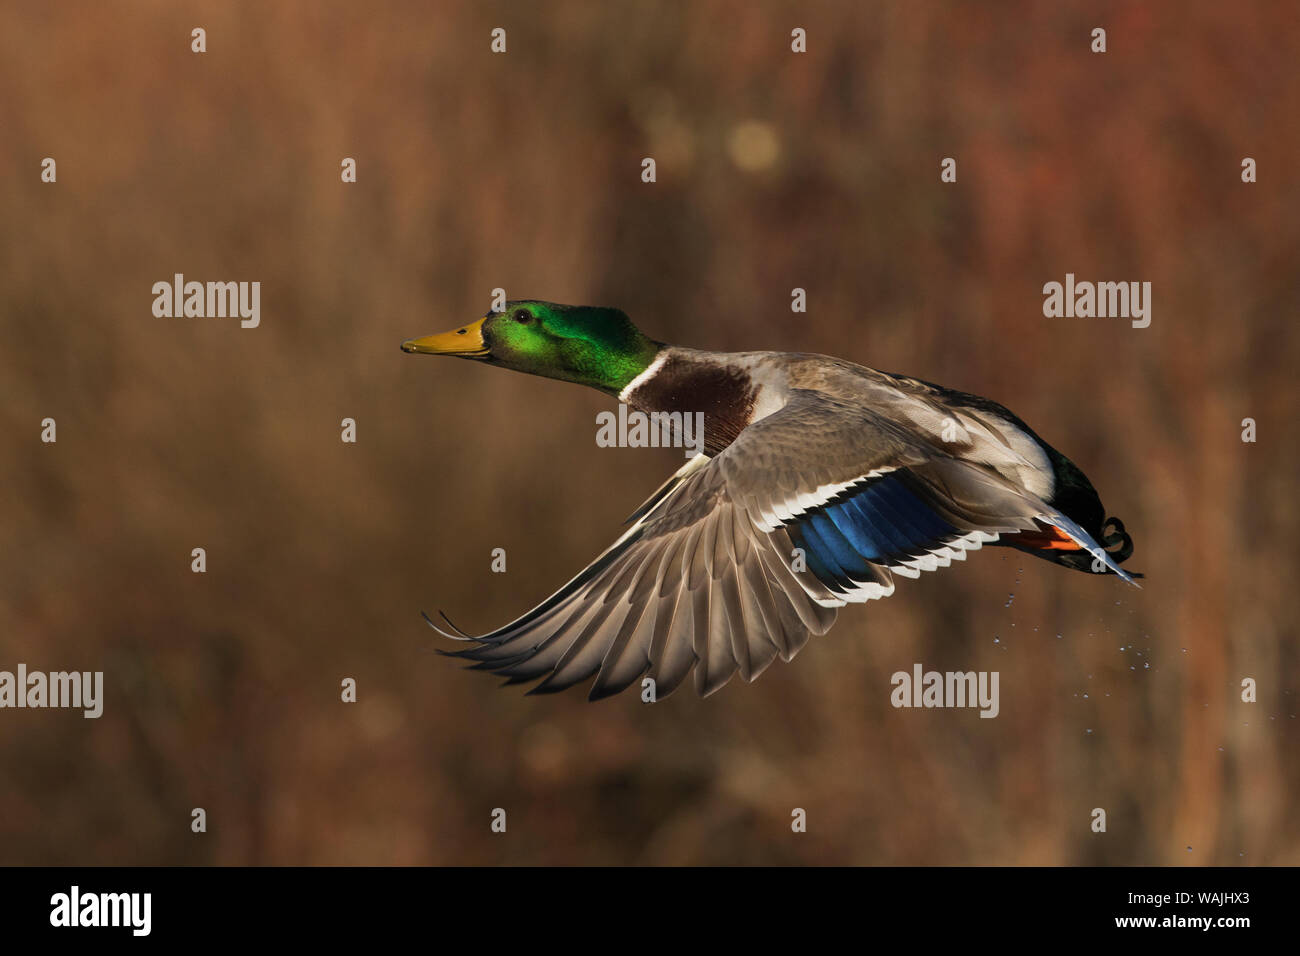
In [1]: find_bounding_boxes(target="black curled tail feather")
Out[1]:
[1099,516,1142,579]
[1099,517,1135,565]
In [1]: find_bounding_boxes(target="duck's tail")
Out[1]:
[1009,515,1142,582]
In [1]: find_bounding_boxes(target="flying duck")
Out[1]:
[402,301,1139,701]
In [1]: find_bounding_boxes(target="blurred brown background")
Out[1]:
[1,0,1297,865]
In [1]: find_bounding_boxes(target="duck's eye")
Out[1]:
[513,309,532,324]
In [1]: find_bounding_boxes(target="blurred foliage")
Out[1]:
[0,0,1296,864]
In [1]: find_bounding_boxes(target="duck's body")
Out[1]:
[404,302,1138,700]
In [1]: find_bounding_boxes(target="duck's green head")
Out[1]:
[402,300,662,395]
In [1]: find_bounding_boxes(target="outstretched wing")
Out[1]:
[434,450,840,700]
[431,390,1130,700]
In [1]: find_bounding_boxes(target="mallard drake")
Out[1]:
[403,301,1139,700]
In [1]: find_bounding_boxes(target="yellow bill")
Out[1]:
[402,316,489,356]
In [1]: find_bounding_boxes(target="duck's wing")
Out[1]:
[433,447,841,701]
[432,389,1129,700]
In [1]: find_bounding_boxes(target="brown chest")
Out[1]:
[625,355,758,456]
